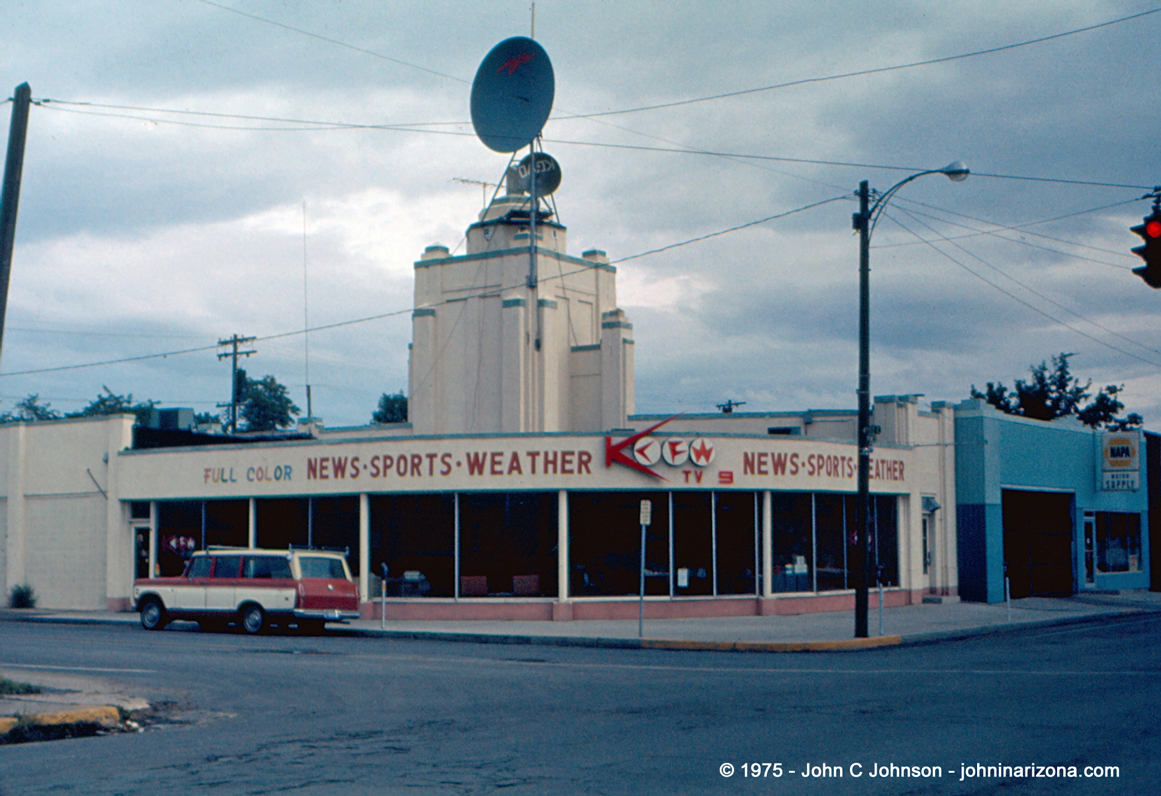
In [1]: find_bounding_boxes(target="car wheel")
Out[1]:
[140,597,167,631]
[240,604,266,635]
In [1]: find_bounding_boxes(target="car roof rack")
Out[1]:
[288,544,351,557]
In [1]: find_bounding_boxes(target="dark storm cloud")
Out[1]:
[0,0,1158,425]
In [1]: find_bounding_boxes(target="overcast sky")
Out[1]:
[1,0,1158,429]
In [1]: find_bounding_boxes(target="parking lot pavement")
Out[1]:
[4,591,1160,653]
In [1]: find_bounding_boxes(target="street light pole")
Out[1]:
[854,180,872,638]
[851,162,968,639]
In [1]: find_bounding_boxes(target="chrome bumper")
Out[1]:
[293,608,360,623]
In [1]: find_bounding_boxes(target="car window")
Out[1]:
[211,555,243,578]
[298,556,347,579]
[244,556,292,579]
[187,557,211,578]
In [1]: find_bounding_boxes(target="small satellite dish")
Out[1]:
[470,37,555,153]
[516,152,561,197]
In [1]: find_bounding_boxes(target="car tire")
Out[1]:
[240,604,266,635]
[140,597,167,631]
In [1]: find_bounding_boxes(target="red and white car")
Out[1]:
[133,547,360,634]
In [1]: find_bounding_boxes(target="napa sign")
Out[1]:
[1099,430,1141,492]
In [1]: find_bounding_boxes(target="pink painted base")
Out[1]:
[358,586,957,622]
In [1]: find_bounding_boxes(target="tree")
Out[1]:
[0,394,62,423]
[238,374,301,432]
[372,391,407,424]
[971,353,1142,430]
[67,385,157,425]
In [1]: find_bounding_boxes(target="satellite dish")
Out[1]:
[470,37,555,153]
[516,152,561,197]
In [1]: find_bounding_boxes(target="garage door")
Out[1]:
[1002,490,1075,598]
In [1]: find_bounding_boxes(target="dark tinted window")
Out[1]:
[244,556,292,579]
[211,556,243,578]
[187,557,212,578]
[298,557,348,579]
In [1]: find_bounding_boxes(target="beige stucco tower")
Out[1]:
[408,182,634,435]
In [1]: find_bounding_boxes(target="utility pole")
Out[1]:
[217,335,255,434]
[0,83,32,365]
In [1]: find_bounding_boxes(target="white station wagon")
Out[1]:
[133,547,361,634]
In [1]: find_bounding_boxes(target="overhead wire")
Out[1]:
[885,205,1158,355]
[193,0,468,84]
[32,101,1155,191]
[563,6,1161,119]
[880,209,1161,367]
[0,194,845,379]
[876,197,1143,264]
[13,5,1160,405]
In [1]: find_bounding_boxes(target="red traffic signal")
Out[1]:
[1131,209,1161,288]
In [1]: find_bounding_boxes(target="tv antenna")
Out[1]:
[470,36,557,287]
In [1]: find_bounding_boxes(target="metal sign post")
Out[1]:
[639,499,652,639]
[380,563,388,630]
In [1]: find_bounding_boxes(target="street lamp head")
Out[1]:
[940,160,970,182]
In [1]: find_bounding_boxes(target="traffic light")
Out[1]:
[1131,209,1161,288]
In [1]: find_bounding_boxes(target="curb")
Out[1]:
[0,611,138,626]
[334,627,905,652]
[898,607,1158,647]
[1,705,122,737]
[641,636,903,652]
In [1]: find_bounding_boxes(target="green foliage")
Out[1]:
[238,374,301,432]
[0,678,41,695]
[194,411,220,426]
[372,391,408,424]
[66,385,157,425]
[971,354,1142,430]
[8,583,36,609]
[0,395,62,423]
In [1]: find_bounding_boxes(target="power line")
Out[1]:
[879,201,1139,269]
[610,195,848,264]
[34,99,1155,191]
[882,210,1161,367]
[194,0,468,84]
[877,197,1143,263]
[0,192,846,379]
[564,6,1161,119]
[887,205,1158,355]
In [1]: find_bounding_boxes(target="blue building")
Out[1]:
[955,399,1149,603]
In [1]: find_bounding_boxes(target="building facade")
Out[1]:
[4,180,964,618]
[955,399,1150,603]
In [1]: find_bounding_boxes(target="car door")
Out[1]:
[241,555,296,615]
[206,555,243,613]
[167,555,211,615]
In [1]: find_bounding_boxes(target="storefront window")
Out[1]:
[672,493,713,596]
[770,493,813,593]
[570,491,670,597]
[715,492,759,596]
[369,493,456,597]
[814,494,853,591]
[1096,512,1142,573]
[459,492,557,597]
[872,495,899,587]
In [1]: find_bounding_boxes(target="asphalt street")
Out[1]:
[1,616,1158,795]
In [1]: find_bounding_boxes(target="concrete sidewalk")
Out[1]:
[5,590,1160,651]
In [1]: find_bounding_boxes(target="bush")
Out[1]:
[8,584,36,609]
